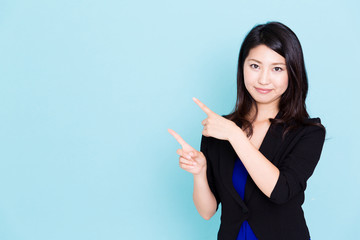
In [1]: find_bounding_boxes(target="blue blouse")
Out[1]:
[232,157,258,240]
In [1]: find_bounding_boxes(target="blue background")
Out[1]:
[0,0,359,239]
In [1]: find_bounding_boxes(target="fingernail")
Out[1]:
[189,152,194,156]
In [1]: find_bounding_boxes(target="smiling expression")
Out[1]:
[243,44,289,109]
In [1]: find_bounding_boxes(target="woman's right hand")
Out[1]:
[168,129,207,175]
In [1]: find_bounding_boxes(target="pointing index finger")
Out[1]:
[168,128,187,147]
[192,97,214,116]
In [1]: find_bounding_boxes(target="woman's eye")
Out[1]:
[274,67,283,72]
[250,64,259,69]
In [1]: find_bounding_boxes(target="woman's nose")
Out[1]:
[258,69,271,85]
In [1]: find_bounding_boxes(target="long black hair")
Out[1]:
[224,21,325,137]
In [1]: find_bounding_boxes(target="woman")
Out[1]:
[168,21,325,240]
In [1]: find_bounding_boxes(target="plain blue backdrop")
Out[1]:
[0,0,359,239]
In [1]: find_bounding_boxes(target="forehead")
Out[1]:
[246,44,285,64]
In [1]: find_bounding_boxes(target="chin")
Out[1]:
[253,96,280,105]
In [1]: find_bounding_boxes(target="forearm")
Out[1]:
[193,170,217,220]
[229,127,280,198]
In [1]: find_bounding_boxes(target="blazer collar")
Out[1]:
[219,111,284,212]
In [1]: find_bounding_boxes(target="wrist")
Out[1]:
[228,124,246,143]
[193,167,207,178]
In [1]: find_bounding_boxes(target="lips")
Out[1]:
[255,87,272,94]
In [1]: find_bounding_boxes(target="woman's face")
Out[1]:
[243,44,288,109]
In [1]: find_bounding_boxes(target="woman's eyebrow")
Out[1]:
[247,58,286,65]
[247,59,262,63]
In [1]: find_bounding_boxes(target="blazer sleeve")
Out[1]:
[200,134,221,210]
[269,120,326,204]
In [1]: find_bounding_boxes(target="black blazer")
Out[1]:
[200,112,326,240]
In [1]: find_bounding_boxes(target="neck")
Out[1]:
[249,103,279,122]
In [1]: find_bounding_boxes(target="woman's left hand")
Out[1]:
[193,97,239,141]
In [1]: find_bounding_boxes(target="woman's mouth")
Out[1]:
[255,87,272,94]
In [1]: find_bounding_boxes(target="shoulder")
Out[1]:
[201,134,224,148]
[304,117,321,124]
[305,117,320,123]
[271,116,326,148]
[287,117,326,144]
[302,117,326,134]
[286,116,325,134]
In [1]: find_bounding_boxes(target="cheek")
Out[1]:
[243,69,255,88]
[276,75,289,93]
